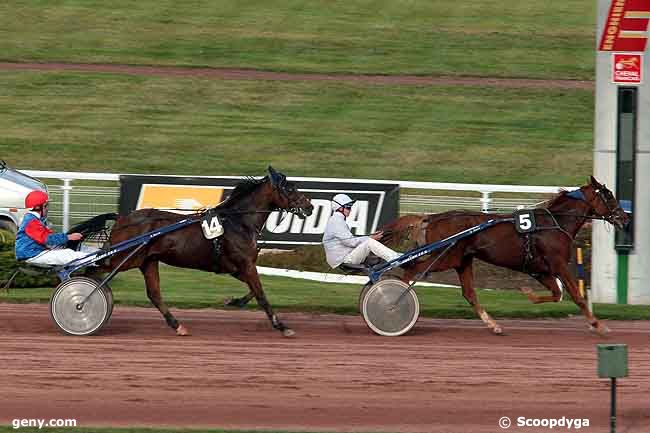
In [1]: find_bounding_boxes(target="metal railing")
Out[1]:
[400,194,546,215]
[46,185,120,231]
[22,169,573,231]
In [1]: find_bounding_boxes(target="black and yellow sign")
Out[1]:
[120,175,399,248]
[136,184,224,213]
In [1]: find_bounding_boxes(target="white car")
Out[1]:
[0,160,48,233]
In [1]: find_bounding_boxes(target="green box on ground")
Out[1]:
[597,344,628,378]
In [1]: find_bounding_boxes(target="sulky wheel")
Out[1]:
[358,274,400,313]
[50,276,113,336]
[99,282,114,322]
[86,277,114,321]
[361,279,420,337]
[358,282,372,313]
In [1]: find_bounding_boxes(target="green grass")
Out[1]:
[3,264,650,320]
[0,71,593,185]
[0,1,596,80]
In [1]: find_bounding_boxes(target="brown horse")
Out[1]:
[102,167,313,337]
[381,177,629,335]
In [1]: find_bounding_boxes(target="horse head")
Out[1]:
[579,176,630,229]
[267,166,313,219]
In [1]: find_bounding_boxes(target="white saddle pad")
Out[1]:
[201,214,224,240]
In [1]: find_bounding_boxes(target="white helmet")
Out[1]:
[331,193,356,211]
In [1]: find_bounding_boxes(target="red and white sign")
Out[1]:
[613,53,643,84]
[599,0,650,52]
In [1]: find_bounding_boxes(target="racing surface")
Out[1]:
[1,303,649,433]
[0,62,592,90]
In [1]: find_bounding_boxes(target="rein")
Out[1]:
[525,187,619,240]
[111,209,281,231]
[538,212,608,221]
[526,210,597,242]
[111,206,306,243]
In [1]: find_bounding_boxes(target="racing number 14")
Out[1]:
[201,215,224,239]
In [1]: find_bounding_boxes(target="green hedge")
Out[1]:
[0,230,58,288]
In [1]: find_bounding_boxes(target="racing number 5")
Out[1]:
[518,213,532,230]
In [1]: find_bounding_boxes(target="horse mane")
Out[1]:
[433,210,486,218]
[111,175,274,237]
[216,176,269,208]
[541,189,571,209]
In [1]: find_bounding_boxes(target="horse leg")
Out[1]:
[234,265,294,337]
[224,291,255,308]
[140,259,190,336]
[555,265,608,335]
[520,274,563,304]
[456,258,503,335]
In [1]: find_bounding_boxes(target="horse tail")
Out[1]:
[380,215,428,249]
[68,212,118,235]
[66,212,118,250]
[381,211,486,250]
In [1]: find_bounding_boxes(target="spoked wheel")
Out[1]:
[50,276,113,336]
[361,279,420,337]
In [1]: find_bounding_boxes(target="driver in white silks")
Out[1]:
[322,194,401,269]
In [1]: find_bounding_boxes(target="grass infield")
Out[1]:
[0,0,596,79]
[0,71,593,185]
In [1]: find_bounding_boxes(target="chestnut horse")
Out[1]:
[102,167,313,337]
[381,177,629,335]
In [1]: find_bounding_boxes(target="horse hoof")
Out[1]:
[176,324,191,336]
[224,297,245,308]
[224,297,236,307]
[493,326,504,335]
[282,328,296,338]
[519,287,538,302]
[594,323,610,336]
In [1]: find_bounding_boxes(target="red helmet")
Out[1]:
[25,190,49,209]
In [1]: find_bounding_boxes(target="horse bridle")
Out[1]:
[273,176,309,217]
[582,186,620,225]
[527,186,621,241]
[547,187,617,223]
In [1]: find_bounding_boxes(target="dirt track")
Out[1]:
[0,62,593,90]
[1,303,649,433]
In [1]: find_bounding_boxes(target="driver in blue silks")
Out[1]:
[15,191,86,267]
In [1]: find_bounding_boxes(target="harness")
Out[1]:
[519,187,620,276]
[205,175,303,273]
[521,233,536,276]
[199,208,225,273]
[212,236,222,273]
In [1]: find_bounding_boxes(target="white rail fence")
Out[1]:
[23,170,574,232]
